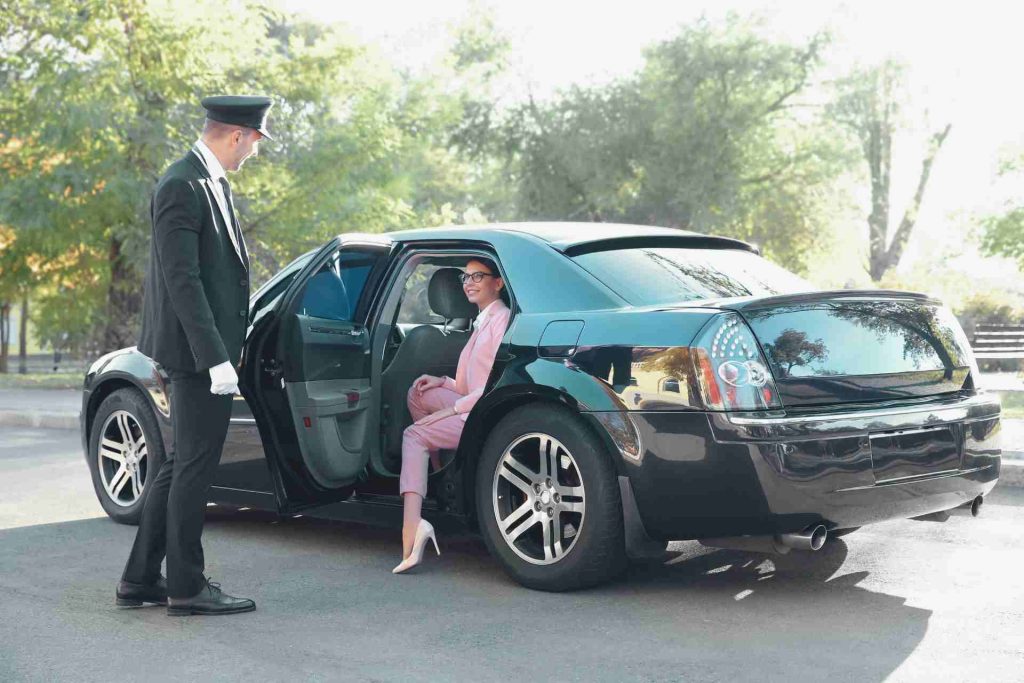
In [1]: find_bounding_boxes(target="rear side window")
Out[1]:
[571,247,813,305]
[299,250,382,322]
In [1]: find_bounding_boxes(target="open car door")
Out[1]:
[247,234,394,511]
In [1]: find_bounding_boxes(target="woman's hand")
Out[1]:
[414,406,455,426]
[413,374,444,394]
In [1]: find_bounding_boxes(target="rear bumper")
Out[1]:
[615,393,1001,541]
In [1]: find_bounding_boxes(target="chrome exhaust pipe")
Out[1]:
[699,524,828,555]
[912,495,984,522]
[777,524,828,551]
[699,535,790,555]
[948,495,983,517]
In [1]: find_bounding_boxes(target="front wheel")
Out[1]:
[87,388,165,524]
[475,404,626,591]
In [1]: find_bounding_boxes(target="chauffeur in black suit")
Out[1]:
[116,96,273,616]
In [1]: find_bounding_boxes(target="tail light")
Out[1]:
[691,313,781,411]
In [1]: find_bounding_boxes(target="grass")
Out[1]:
[994,391,1024,420]
[0,372,84,390]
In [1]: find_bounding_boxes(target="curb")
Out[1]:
[0,411,79,430]
[997,460,1024,490]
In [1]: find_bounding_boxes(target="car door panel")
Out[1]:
[246,233,395,511]
[285,379,373,487]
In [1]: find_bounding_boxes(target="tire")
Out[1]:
[87,388,166,525]
[475,404,626,591]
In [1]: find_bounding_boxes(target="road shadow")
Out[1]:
[0,507,936,682]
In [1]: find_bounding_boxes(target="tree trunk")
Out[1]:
[0,302,10,374]
[866,122,951,282]
[104,235,141,352]
[882,123,952,272]
[866,120,892,281]
[18,293,28,374]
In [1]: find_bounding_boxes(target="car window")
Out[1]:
[397,264,447,324]
[571,247,814,305]
[299,250,381,322]
[248,254,313,328]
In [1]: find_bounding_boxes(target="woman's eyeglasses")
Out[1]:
[459,271,497,284]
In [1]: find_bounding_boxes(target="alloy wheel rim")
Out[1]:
[97,410,148,507]
[492,432,586,565]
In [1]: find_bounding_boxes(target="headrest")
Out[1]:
[428,268,478,320]
[303,269,350,321]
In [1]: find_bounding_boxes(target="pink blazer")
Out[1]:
[442,300,511,421]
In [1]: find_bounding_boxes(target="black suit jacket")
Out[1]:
[138,151,251,373]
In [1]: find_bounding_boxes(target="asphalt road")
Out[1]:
[1,427,1023,682]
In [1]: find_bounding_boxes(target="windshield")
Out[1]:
[572,247,814,305]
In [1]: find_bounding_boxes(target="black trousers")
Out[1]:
[122,369,233,598]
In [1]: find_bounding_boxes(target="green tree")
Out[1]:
[491,16,852,272]
[980,155,1024,269]
[829,60,952,281]
[0,0,486,357]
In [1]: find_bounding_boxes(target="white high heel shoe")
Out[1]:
[393,519,440,574]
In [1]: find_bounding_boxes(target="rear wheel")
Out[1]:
[87,388,165,525]
[475,404,626,591]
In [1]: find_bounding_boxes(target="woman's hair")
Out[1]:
[467,256,499,276]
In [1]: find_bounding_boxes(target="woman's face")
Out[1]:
[462,259,503,309]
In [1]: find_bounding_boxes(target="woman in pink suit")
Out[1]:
[393,257,511,573]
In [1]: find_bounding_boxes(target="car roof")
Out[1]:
[382,222,757,254]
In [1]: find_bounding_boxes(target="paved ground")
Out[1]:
[1,427,1023,682]
[0,388,80,413]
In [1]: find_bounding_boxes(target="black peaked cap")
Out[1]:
[201,95,274,140]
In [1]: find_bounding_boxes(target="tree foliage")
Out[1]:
[981,155,1024,269]
[0,0,490,356]
[490,16,852,272]
[1,6,953,365]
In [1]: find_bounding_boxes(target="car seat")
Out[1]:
[380,267,478,469]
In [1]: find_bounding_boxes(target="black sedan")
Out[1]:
[81,223,1001,591]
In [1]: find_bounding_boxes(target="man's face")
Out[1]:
[229,129,262,171]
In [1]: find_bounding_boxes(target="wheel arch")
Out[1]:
[457,386,626,524]
[85,373,169,454]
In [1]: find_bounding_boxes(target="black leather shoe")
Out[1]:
[166,578,255,616]
[116,576,168,607]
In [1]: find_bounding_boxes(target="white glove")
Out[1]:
[209,360,240,395]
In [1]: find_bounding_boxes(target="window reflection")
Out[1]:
[572,247,814,305]
[748,302,969,379]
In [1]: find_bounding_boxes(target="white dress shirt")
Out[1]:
[193,139,230,216]
[194,138,226,181]
[193,139,243,261]
[473,299,500,331]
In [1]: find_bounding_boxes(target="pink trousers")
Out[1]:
[400,385,466,497]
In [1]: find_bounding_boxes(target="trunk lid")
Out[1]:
[712,290,976,408]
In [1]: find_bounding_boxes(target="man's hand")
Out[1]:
[414,406,455,426]
[209,361,240,395]
[413,374,444,394]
